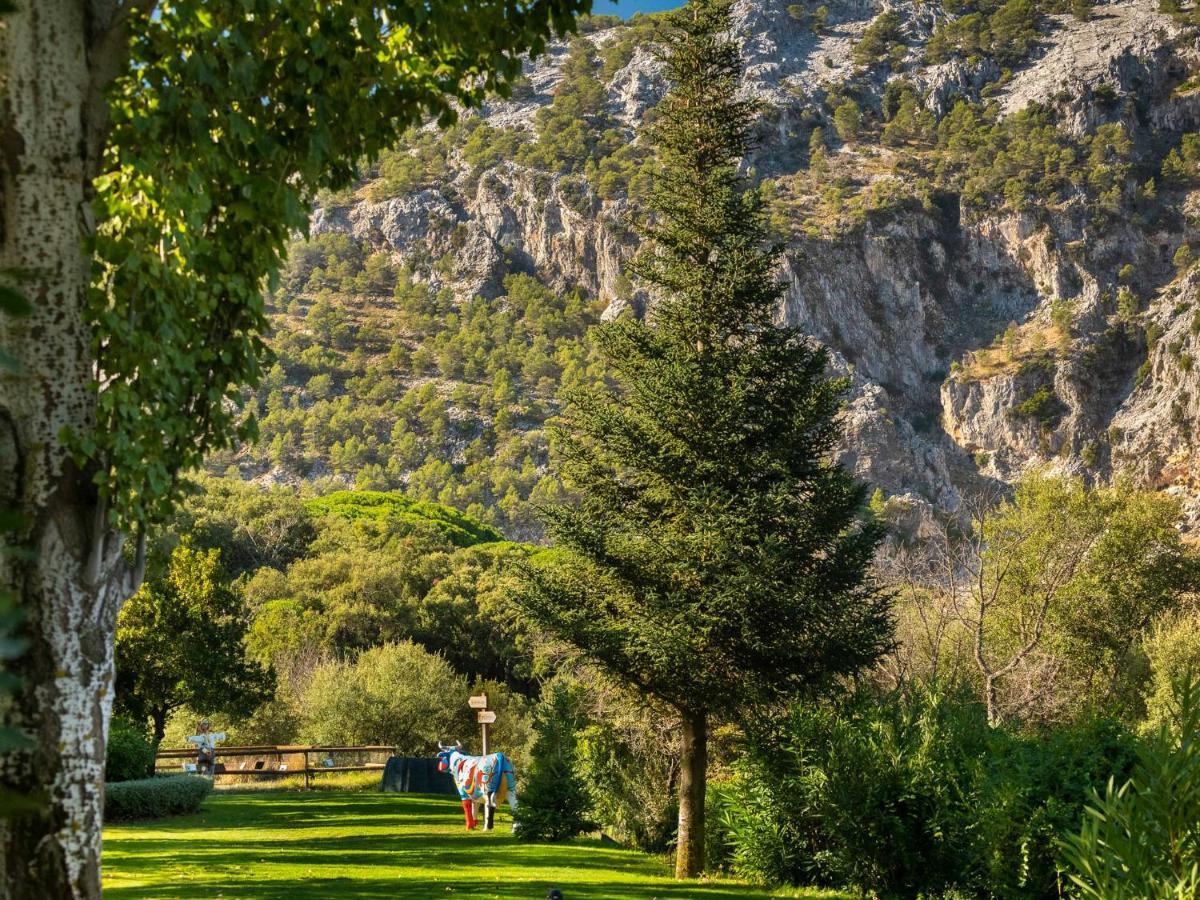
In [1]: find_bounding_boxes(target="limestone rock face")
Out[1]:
[307,0,1200,528]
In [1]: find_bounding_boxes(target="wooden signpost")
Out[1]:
[469,694,493,753]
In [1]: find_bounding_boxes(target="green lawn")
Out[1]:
[103,791,843,899]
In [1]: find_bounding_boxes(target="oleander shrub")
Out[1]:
[105,716,155,784]
[1060,675,1200,899]
[105,775,212,821]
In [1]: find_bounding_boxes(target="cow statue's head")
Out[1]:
[436,741,462,772]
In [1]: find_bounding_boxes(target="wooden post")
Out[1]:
[476,709,496,755]
[304,750,310,790]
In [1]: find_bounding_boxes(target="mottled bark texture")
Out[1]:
[0,2,136,897]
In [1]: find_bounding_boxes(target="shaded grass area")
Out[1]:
[103,791,842,899]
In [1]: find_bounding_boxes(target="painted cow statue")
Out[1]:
[437,741,518,831]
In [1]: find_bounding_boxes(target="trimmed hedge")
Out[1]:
[105,775,212,821]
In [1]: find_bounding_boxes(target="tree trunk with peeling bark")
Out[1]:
[0,2,134,897]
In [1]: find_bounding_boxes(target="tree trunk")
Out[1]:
[985,674,1000,727]
[675,710,707,879]
[151,708,168,748]
[0,2,133,897]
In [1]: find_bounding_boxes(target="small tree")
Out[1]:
[809,126,829,173]
[515,0,890,878]
[833,99,862,142]
[115,544,272,745]
[299,641,471,753]
[913,474,1197,725]
[514,682,594,841]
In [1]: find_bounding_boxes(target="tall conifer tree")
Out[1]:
[515,0,892,878]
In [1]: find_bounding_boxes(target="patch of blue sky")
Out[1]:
[589,0,684,19]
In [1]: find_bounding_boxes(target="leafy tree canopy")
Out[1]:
[115,543,273,743]
[307,490,503,548]
[83,0,588,535]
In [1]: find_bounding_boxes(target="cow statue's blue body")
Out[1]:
[436,743,518,831]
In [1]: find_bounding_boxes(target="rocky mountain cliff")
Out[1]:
[251,0,1200,536]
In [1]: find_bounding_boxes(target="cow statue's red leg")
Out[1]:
[461,799,477,830]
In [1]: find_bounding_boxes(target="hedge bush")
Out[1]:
[105,775,212,821]
[718,687,1137,898]
[105,716,155,783]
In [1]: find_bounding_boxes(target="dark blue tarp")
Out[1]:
[381,756,457,795]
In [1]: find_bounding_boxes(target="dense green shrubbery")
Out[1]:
[852,10,904,66]
[1061,677,1200,898]
[718,688,1137,898]
[105,716,156,784]
[514,683,594,842]
[105,775,212,821]
[573,692,680,853]
[293,641,533,762]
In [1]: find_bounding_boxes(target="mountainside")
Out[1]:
[215,0,1200,537]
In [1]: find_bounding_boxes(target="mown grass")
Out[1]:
[103,791,845,899]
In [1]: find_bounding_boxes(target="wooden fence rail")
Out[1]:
[154,744,397,790]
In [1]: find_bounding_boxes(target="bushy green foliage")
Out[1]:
[832,99,862,142]
[105,775,212,821]
[1143,612,1200,731]
[514,682,595,841]
[80,0,589,532]
[720,688,1138,898]
[881,83,935,146]
[306,490,502,547]
[926,0,1043,68]
[243,526,535,691]
[1060,676,1200,898]
[282,232,366,295]
[1009,385,1061,424]
[299,642,474,753]
[574,689,681,852]
[170,477,317,577]
[1162,134,1200,183]
[105,717,156,784]
[787,1,829,32]
[886,474,1199,726]
[366,130,451,201]
[852,11,904,66]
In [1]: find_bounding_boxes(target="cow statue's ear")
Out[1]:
[455,741,462,750]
